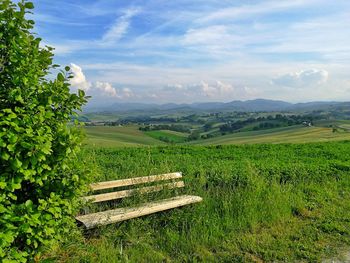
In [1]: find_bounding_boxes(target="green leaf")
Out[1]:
[11,158,23,169]
[20,141,32,149]
[15,94,24,103]
[1,151,10,160]
[25,200,33,208]
[65,66,70,71]
[0,182,6,189]
[0,204,6,213]
[24,2,34,9]
[2,259,18,263]
[57,73,65,82]
[7,144,15,152]
[11,180,22,190]
[8,134,18,144]
[3,232,15,244]
[78,89,85,97]
[72,174,79,182]
[0,139,5,147]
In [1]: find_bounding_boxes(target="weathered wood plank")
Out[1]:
[76,195,203,229]
[90,172,182,191]
[82,181,185,203]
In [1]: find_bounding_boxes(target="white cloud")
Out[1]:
[299,69,329,84]
[216,80,235,94]
[165,83,184,91]
[95,81,118,97]
[188,80,235,97]
[75,60,350,103]
[183,26,231,46]
[122,88,134,98]
[70,63,91,91]
[161,80,239,101]
[93,82,136,99]
[69,63,132,99]
[102,7,141,44]
[149,93,159,99]
[272,69,329,88]
[196,0,320,24]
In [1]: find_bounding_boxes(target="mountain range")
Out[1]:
[84,99,350,114]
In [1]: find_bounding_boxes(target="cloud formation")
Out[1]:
[70,63,131,99]
[196,0,318,24]
[36,0,350,103]
[161,80,248,102]
[102,7,141,44]
[70,63,91,91]
[95,81,118,97]
[272,69,329,88]
[183,26,231,46]
[191,81,235,97]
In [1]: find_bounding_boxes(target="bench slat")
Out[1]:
[90,172,182,191]
[82,181,185,203]
[76,195,203,229]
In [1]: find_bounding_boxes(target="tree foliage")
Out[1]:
[0,0,88,261]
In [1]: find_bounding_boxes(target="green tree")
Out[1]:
[188,130,201,141]
[0,1,88,261]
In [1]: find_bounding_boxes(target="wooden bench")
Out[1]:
[76,172,202,229]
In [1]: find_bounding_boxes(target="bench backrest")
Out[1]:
[82,172,184,203]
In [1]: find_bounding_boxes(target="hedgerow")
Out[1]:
[0,0,88,261]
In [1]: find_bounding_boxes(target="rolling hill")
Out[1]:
[83,99,350,115]
[84,126,165,147]
[189,125,350,145]
[83,125,350,147]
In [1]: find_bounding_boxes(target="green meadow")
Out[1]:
[84,126,164,147]
[83,125,350,147]
[48,142,350,262]
[46,124,350,262]
[190,126,350,145]
[145,130,188,143]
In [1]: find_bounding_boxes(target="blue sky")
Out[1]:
[30,0,350,106]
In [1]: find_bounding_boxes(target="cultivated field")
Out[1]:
[145,130,188,143]
[84,126,164,147]
[190,126,350,145]
[83,125,350,147]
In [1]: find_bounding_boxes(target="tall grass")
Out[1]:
[48,141,350,262]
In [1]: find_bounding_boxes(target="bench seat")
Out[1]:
[76,172,202,228]
[76,195,202,229]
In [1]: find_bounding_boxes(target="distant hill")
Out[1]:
[84,99,349,114]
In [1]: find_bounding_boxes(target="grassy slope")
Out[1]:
[84,126,164,147]
[84,113,121,121]
[145,130,188,143]
[84,125,350,147]
[315,120,350,131]
[50,142,350,262]
[159,130,188,137]
[190,125,350,145]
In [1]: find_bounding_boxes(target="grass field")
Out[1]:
[84,125,350,147]
[314,120,350,131]
[84,126,164,147]
[190,125,350,145]
[49,142,350,262]
[145,130,188,143]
